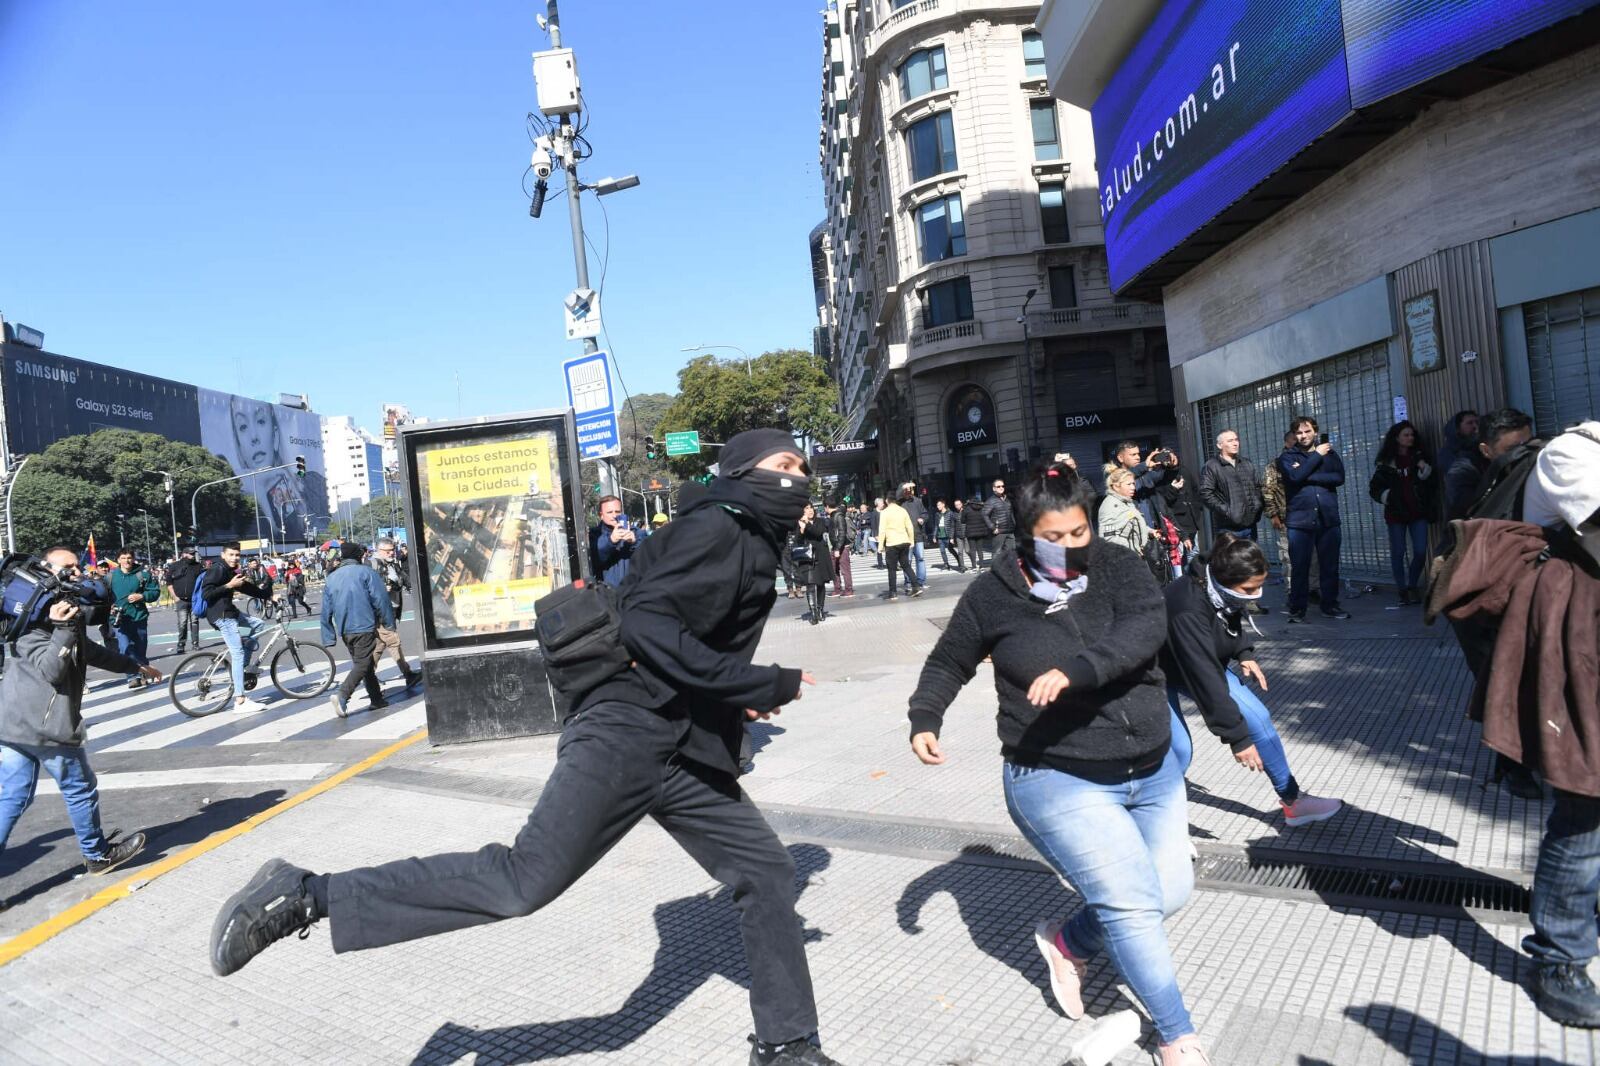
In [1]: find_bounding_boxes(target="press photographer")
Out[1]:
[0,546,162,876]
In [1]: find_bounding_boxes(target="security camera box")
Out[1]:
[532,48,580,116]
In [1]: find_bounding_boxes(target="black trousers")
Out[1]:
[324,701,819,1044]
[884,544,918,595]
[174,601,201,649]
[338,630,385,703]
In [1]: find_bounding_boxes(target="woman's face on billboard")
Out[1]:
[231,399,276,469]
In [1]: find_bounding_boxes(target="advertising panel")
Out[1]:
[1092,0,1351,293]
[381,402,410,440]
[197,388,329,541]
[405,414,582,649]
[0,344,202,454]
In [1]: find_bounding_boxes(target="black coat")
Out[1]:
[793,519,835,586]
[961,501,990,539]
[908,539,1171,776]
[167,558,205,599]
[1199,456,1264,530]
[581,478,803,778]
[1159,559,1254,753]
[1157,481,1204,541]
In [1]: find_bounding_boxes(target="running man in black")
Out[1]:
[209,429,844,1066]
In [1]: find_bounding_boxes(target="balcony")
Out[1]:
[1029,302,1164,336]
[909,317,982,355]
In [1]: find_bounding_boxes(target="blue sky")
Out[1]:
[0,1,826,436]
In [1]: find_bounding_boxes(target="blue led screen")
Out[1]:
[1094,0,1599,291]
[1092,0,1351,293]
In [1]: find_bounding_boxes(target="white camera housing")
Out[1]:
[531,48,580,116]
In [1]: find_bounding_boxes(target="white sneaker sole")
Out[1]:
[1283,800,1343,827]
[1033,920,1085,1019]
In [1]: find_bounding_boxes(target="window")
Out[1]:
[1039,182,1069,244]
[916,194,966,264]
[899,46,948,101]
[1030,100,1061,161]
[906,111,958,181]
[921,277,973,328]
[1048,266,1077,309]
[1022,31,1046,79]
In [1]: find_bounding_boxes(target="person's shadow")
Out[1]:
[409,843,832,1065]
[1341,1003,1548,1064]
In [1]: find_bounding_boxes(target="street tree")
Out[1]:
[328,496,406,546]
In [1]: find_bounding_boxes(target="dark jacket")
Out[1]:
[1127,461,1170,527]
[962,500,990,539]
[320,562,395,644]
[201,561,268,624]
[590,521,640,589]
[167,557,205,600]
[1368,453,1439,524]
[0,620,141,746]
[901,496,928,540]
[1198,456,1264,530]
[1157,480,1203,542]
[581,478,804,778]
[933,509,957,540]
[827,508,852,549]
[1277,446,1345,531]
[1445,454,1487,520]
[980,494,1015,536]
[907,540,1170,777]
[1160,560,1254,753]
[793,518,835,586]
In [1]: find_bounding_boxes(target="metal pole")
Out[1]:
[190,463,295,552]
[167,483,179,556]
[3,455,30,553]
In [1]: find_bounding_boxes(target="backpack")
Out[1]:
[190,570,212,618]
[533,580,631,717]
[1466,440,1544,522]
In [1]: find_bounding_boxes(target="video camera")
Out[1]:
[0,553,112,643]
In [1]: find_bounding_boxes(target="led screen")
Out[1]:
[1092,0,1351,292]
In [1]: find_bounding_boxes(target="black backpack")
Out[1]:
[1465,440,1544,522]
[533,580,631,716]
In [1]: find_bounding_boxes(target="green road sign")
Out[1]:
[664,430,701,456]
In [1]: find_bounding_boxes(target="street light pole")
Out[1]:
[681,343,753,378]
[137,509,153,562]
[3,455,31,555]
[190,463,296,554]
[1017,288,1040,463]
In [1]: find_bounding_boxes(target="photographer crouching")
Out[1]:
[0,546,162,876]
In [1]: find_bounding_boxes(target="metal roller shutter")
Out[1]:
[1195,344,1392,583]
[1523,286,1600,434]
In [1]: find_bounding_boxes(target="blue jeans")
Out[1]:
[0,742,110,859]
[215,615,268,696]
[1218,526,1257,542]
[912,540,927,584]
[1287,521,1342,614]
[1168,672,1299,803]
[1386,519,1428,592]
[113,614,150,665]
[1524,789,1600,969]
[1004,747,1195,1043]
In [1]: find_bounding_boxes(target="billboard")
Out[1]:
[381,402,410,440]
[198,388,329,542]
[0,344,202,454]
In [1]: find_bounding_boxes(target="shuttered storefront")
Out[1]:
[1523,285,1600,434]
[1194,343,1393,582]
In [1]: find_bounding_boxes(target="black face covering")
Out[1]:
[738,468,811,536]
[1063,543,1091,573]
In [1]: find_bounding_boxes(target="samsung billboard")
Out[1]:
[0,344,202,454]
[1093,0,1600,292]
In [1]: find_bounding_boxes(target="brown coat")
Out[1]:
[1429,519,1600,797]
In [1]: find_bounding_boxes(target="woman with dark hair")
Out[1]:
[792,502,834,625]
[1369,420,1438,605]
[908,463,1213,1065]
[1162,532,1343,827]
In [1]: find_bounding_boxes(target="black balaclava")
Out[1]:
[718,429,810,536]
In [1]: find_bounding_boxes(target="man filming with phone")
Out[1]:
[1277,417,1351,622]
[0,546,162,876]
[589,494,639,590]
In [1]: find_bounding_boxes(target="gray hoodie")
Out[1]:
[0,622,140,747]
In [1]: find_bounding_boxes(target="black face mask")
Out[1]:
[1064,543,1091,573]
[739,469,811,536]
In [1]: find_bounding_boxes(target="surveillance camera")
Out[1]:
[531,148,553,180]
[535,13,548,30]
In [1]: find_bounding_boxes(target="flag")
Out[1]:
[86,534,98,567]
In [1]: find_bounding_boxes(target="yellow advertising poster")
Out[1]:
[426,437,553,505]
[449,577,550,627]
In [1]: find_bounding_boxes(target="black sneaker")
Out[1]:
[1532,963,1600,1027]
[370,697,391,710]
[1287,610,1306,624]
[910,586,925,597]
[749,1036,842,1065]
[1321,606,1352,620]
[210,858,318,977]
[85,831,147,876]
[885,594,899,602]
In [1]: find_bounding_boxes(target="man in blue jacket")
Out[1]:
[1277,416,1351,622]
[588,495,639,589]
[319,541,398,718]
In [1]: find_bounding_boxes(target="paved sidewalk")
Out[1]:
[1,573,1594,1065]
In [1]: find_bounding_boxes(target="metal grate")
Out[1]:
[1193,850,1530,918]
[1195,343,1394,583]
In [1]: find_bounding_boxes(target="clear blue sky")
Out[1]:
[0,1,826,436]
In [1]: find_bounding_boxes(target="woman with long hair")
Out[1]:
[792,502,834,625]
[1369,420,1437,605]
[908,463,1212,1064]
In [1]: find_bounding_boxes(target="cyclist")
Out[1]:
[200,541,273,712]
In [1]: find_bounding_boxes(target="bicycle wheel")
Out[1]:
[270,640,337,699]
[169,652,235,718]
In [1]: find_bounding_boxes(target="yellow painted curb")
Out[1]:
[0,728,428,968]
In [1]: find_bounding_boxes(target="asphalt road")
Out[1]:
[0,590,428,937]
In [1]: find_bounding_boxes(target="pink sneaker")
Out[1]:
[1160,1034,1212,1065]
[1033,919,1087,1018]
[1281,792,1343,827]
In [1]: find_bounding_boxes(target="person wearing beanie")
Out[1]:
[318,541,397,718]
[210,429,847,1066]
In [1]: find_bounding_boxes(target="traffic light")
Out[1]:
[294,455,306,478]
[644,435,659,460]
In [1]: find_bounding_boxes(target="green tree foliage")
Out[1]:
[582,391,676,522]
[327,495,406,545]
[9,430,252,557]
[656,350,842,478]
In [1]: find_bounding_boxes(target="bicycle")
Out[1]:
[168,601,337,717]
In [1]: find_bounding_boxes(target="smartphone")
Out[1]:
[1319,432,1330,444]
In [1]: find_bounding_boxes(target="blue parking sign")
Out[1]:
[563,350,621,460]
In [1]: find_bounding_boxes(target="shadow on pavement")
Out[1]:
[409,843,831,1065]
[1341,1003,1546,1064]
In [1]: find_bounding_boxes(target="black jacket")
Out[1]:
[1157,480,1204,541]
[580,478,803,778]
[201,561,269,624]
[1198,456,1264,530]
[167,558,205,599]
[907,540,1170,777]
[980,494,1015,536]
[1159,559,1254,753]
[961,501,990,539]
[793,518,835,586]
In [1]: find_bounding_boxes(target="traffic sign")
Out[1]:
[664,430,700,456]
[641,475,673,495]
[563,350,621,460]
[563,287,602,341]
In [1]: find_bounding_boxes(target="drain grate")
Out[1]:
[1194,850,1530,917]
